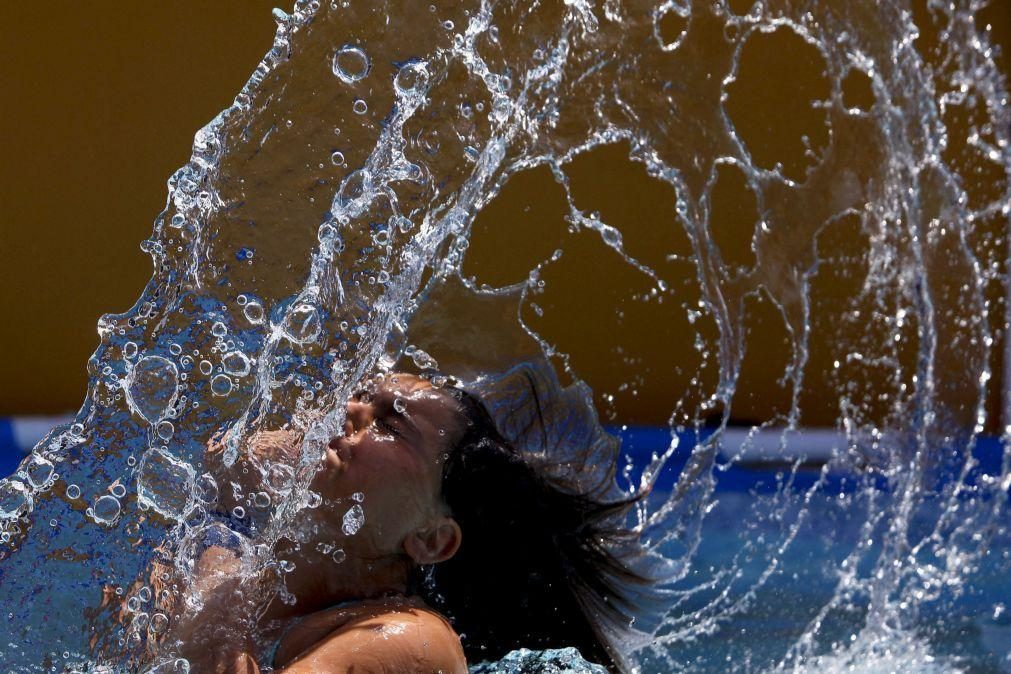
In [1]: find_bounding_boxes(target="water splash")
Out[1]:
[0,0,1008,671]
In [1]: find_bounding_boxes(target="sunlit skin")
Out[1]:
[168,373,469,673]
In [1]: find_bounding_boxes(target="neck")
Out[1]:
[259,539,413,624]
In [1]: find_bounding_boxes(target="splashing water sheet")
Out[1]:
[1,0,1010,671]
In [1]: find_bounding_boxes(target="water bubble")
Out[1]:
[394,62,430,96]
[392,215,414,233]
[393,398,407,414]
[352,99,368,115]
[222,351,251,377]
[243,300,265,325]
[210,374,233,396]
[332,549,347,563]
[266,463,294,494]
[123,342,138,360]
[232,506,246,519]
[352,491,365,502]
[125,356,179,424]
[199,360,213,376]
[137,447,195,521]
[281,303,322,344]
[336,170,368,210]
[0,480,31,520]
[149,612,169,635]
[169,214,185,228]
[342,504,365,536]
[411,348,438,370]
[66,484,81,500]
[110,483,127,499]
[156,420,175,441]
[330,150,346,166]
[25,455,55,490]
[211,322,228,338]
[332,45,371,84]
[193,473,218,504]
[253,492,271,509]
[372,228,391,246]
[90,495,121,526]
[169,343,183,356]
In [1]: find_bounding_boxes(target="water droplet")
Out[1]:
[332,45,371,84]
[210,374,233,396]
[125,356,179,424]
[352,99,368,115]
[66,484,81,500]
[281,303,322,344]
[411,348,438,370]
[0,480,31,520]
[137,447,195,521]
[391,215,413,234]
[156,420,175,441]
[330,150,346,166]
[25,455,55,490]
[243,300,265,325]
[123,342,138,360]
[91,495,121,525]
[264,463,294,495]
[394,61,429,96]
[185,476,215,511]
[342,504,365,536]
[336,169,368,208]
[222,351,252,377]
[149,612,170,634]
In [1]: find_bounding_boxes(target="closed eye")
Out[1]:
[375,417,402,438]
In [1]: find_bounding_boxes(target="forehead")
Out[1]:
[372,373,462,432]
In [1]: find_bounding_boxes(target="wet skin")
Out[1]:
[169,373,468,673]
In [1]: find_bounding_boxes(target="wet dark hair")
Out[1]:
[416,384,652,672]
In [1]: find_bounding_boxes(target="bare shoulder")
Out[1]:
[277,597,468,674]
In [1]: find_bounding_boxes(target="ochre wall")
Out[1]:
[1,3,1008,429]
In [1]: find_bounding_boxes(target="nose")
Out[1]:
[345,398,373,436]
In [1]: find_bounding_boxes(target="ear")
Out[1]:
[403,516,462,565]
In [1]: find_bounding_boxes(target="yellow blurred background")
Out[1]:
[1,2,1008,429]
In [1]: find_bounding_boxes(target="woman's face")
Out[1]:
[309,373,464,556]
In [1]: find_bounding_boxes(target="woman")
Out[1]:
[160,371,650,673]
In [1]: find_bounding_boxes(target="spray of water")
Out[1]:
[0,0,1008,671]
